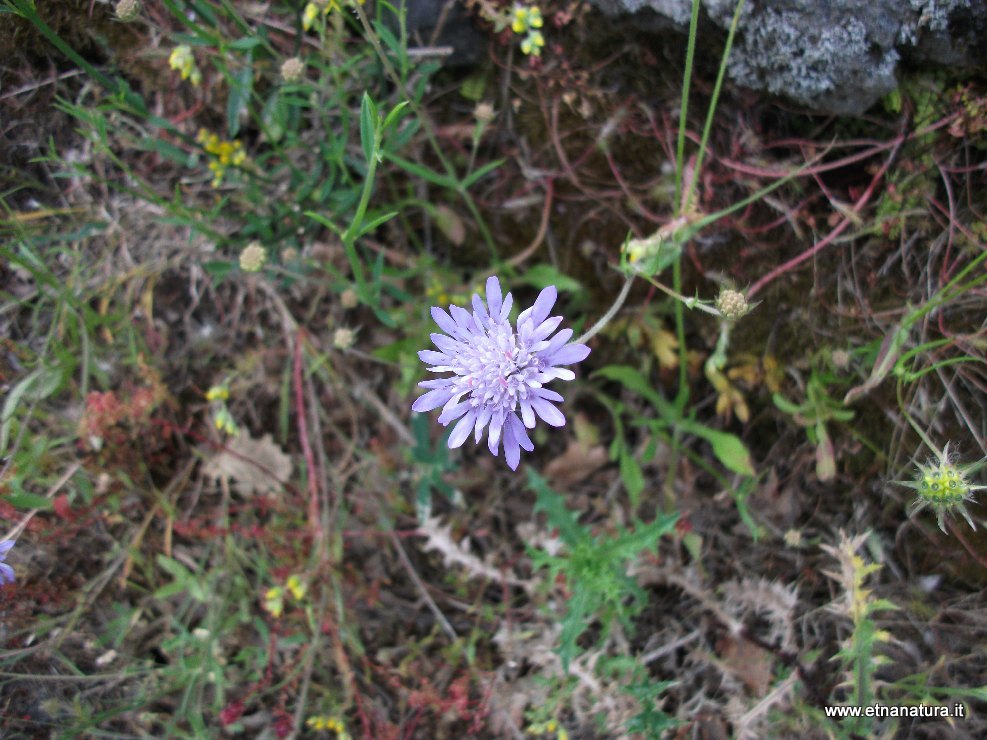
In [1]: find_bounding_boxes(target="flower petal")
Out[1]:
[430,306,461,337]
[533,388,564,403]
[418,350,451,366]
[412,388,453,413]
[530,285,557,326]
[499,293,513,323]
[529,315,563,343]
[488,410,505,455]
[0,562,12,585]
[438,400,471,425]
[546,342,591,366]
[473,406,492,443]
[0,540,13,557]
[531,396,565,426]
[431,333,460,354]
[471,292,489,325]
[485,276,502,321]
[538,328,572,357]
[519,398,536,428]
[503,417,521,470]
[448,409,478,448]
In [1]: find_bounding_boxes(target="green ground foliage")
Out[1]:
[1,0,987,737]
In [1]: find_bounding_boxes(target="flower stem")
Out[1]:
[575,275,634,345]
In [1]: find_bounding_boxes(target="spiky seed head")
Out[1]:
[115,0,140,21]
[715,289,751,321]
[280,57,305,83]
[897,443,985,532]
[239,242,267,273]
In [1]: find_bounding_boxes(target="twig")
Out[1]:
[391,532,457,641]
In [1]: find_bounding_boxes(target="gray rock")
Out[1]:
[590,0,986,115]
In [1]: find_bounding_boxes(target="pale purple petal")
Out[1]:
[519,398,536,428]
[499,293,513,322]
[530,286,557,326]
[529,316,563,343]
[533,388,564,403]
[545,343,591,366]
[430,333,459,354]
[471,293,489,325]
[450,305,477,333]
[448,409,478,448]
[430,307,461,338]
[473,406,492,443]
[488,411,504,455]
[531,396,565,426]
[0,540,13,557]
[418,350,450,366]
[0,562,12,585]
[503,419,521,470]
[485,276,502,320]
[412,388,453,413]
[513,417,534,452]
[438,400,471,425]
[540,328,573,355]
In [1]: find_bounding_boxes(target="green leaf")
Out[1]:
[227,54,253,138]
[619,449,645,507]
[679,421,755,476]
[521,264,582,293]
[359,92,378,164]
[228,36,262,51]
[460,158,504,189]
[593,365,675,418]
[383,152,455,188]
[3,492,53,510]
[1,365,64,455]
[356,210,399,238]
[382,101,409,132]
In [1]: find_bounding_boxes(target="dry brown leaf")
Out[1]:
[717,635,774,696]
[202,433,292,495]
[543,440,608,487]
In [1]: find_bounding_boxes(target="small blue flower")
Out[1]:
[412,276,590,470]
[0,539,15,585]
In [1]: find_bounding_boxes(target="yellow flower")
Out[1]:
[264,587,284,617]
[528,6,544,28]
[512,6,529,33]
[168,45,200,85]
[286,574,307,600]
[520,30,545,56]
[205,385,229,401]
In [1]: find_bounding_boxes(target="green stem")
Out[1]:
[683,0,746,214]
[575,275,634,345]
[674,0,703,214]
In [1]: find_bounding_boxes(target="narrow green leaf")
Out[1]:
[620,449,645,507]
[680,422,755,476]
[227,54,253,138]
[359,92,378,165]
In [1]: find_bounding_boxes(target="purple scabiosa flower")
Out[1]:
[412,276,590,470]
[0,540,14,585]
